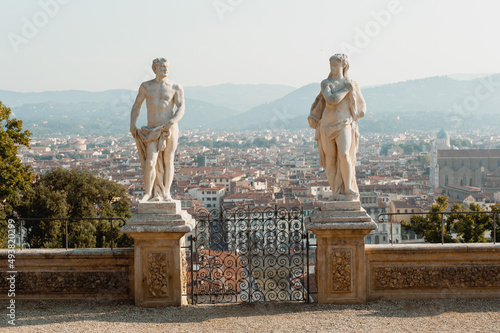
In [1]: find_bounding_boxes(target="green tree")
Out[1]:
[416,155,431,165]
[488,203,500,242]
[380,143,394,156]
[449,203,489,243]
[450,139,472,149]
[252,137,275,148]
[178,135,189,145]
[401,195,456,243]
[419,141,431,152]
[0,102,32,247]
[16,183,68,248]
[399,143,414,155]
[17,168,133,248]
[0,102,32,218]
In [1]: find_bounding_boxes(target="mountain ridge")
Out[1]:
[2,74,500,135]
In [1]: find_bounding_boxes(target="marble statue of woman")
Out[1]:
[308,54,366,201]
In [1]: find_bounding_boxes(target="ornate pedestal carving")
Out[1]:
[121,200,194,306]
[306,201,376,304]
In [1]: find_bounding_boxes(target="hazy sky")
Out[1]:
[1,0,499,92]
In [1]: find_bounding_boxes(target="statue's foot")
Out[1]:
[140,194,151,202]
[345,194,360,201]
[330,194,341,201]
[151,196,161,202]
[164,195,173,202]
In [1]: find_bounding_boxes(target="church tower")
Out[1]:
[430,129,451,190]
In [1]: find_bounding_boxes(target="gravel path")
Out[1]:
[2,299,500,332]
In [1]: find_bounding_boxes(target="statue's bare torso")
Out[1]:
[142,79,180,128]
[130,59,185,202]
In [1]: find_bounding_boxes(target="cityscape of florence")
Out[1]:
[0,0,499,332]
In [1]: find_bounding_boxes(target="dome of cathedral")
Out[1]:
[437,129,449,139]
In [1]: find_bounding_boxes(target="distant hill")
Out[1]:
[0,89,132,106]
[2,75,500,135]
[184,84,295,112]
[212,75,500,132]
[0,84,296,135]
[207,83,318,130]
[5,97,239,135]
[0,83,295,112]
[446,73,492,81]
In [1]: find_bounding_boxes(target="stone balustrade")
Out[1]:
[366,243,500,300]
[1,243,498,302]
[0,248,134,300]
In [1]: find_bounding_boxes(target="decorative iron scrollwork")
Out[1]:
[188,206,310,304]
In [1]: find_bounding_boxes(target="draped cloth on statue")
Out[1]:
[133,126,171,199]
[309,91,360,199]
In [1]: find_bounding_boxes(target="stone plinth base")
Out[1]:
[121,200,194,307]
[306,201,376,304]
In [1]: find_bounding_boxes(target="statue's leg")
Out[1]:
[143,141,159,201]
[320,131,337,199]
[336,125,358,199]
[162,125,179,201]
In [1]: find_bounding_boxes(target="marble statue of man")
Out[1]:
[130,58,185,202]
[308,54,366,201]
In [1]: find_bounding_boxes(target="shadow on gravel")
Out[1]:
[8,299,500,328]
[358,299,500,318]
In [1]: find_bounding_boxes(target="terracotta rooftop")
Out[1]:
[438,149,500,158]
[445,185,482,192]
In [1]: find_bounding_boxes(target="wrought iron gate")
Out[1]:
[187,206,312,304]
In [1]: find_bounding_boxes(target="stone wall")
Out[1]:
[0,249,134,300]
[1,244,499,302]
[366,244,500,300]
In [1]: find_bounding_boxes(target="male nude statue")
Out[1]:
[130,58,185,202]
[308,54,366,201]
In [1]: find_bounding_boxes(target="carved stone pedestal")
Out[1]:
[121,200,194,306]
[306,201,376,304]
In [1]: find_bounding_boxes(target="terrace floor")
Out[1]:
[3,298,499,332]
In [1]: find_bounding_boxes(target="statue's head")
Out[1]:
[329,54,349,77]
[152,58,169,75]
